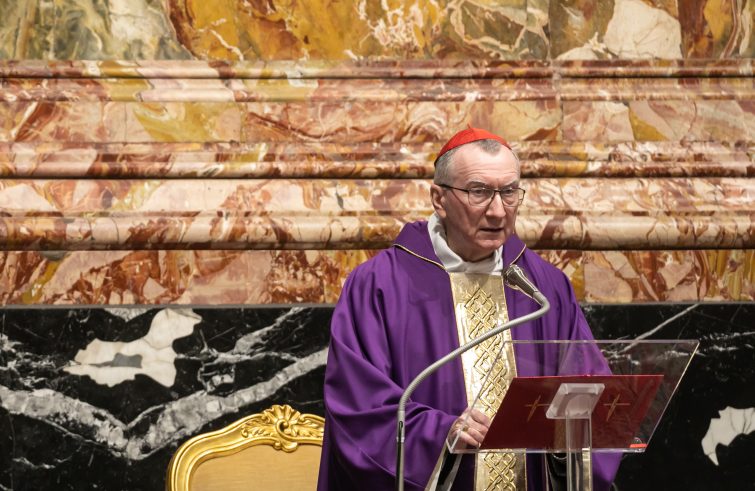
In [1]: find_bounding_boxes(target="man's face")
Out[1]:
[430,144,520,262]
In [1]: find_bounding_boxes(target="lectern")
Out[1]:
[448,339,698,491]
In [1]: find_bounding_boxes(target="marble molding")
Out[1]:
[1,59,753,78]
[2,0,752,60]
[0,140,752,179]
[0,177,752,250]
[0,59,751,253]
[3,64,754,103]
[0,249,751,305]
[0,62,751,193]
[0,303,753,490]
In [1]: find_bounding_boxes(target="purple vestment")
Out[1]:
[318,221,620,490]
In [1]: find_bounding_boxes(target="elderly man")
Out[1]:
[317,128,619,490]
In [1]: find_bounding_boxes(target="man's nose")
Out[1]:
[485,192,508,217]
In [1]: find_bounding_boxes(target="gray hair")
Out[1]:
[433,139,520,184]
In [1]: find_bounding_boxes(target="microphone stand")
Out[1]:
[395,281,550,491]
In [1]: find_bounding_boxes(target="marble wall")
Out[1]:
[0,1,753,490]
[1,304,753,490]
[2,0,753,60]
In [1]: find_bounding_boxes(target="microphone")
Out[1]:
[503,264,547,306]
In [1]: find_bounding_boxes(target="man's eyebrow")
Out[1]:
[466,180,520,189]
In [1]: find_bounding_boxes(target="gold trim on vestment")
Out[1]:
[394,244,446,270]
[449,273,526,491]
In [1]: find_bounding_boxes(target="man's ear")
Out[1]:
[430,183,446,219]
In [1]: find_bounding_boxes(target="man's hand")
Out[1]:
[447,407,491,451]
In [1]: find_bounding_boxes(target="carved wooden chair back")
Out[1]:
[166,404,325,491]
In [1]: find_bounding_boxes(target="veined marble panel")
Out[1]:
[1,304,753,490]
[563,99,755,143]
[166,0,548,61]
[583,303,755,490]
[3,99,562,144]
[0,76,751,145]
[236,99,557,144]
[0,101,127,143]
[550,0,753,60]
[0,178,751,250]
[0,0,191,60]
[0,249,751,305]
[540,249,755,303]
[678,0,755,58]
[4,0,752,61]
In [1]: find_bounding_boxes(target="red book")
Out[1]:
[479,374,664,451]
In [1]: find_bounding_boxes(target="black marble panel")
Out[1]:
[0,303,753,490]
[584,303,755,491]
[0,307,329,491]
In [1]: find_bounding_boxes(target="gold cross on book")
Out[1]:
[603,394,631,422]
[524,394,551,422]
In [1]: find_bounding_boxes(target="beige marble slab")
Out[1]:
[0,249,750,305]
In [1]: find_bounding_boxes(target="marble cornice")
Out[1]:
[555,59,754,78]
[1,141,750,179]
[0,213,751,251]
[0,58,752,253]
[0,59,752,79]
[2,77,753,103]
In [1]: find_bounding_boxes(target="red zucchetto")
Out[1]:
[434,126,511,165]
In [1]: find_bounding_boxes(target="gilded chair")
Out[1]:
[166,404,325,491]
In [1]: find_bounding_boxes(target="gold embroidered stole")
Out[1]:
[449,273,526,491]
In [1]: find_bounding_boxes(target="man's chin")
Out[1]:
[473,237,507,255]
[476,232,507,245]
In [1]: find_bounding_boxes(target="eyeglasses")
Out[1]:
[439,184,525,208]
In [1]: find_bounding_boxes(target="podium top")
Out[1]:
[449,339,698,454]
